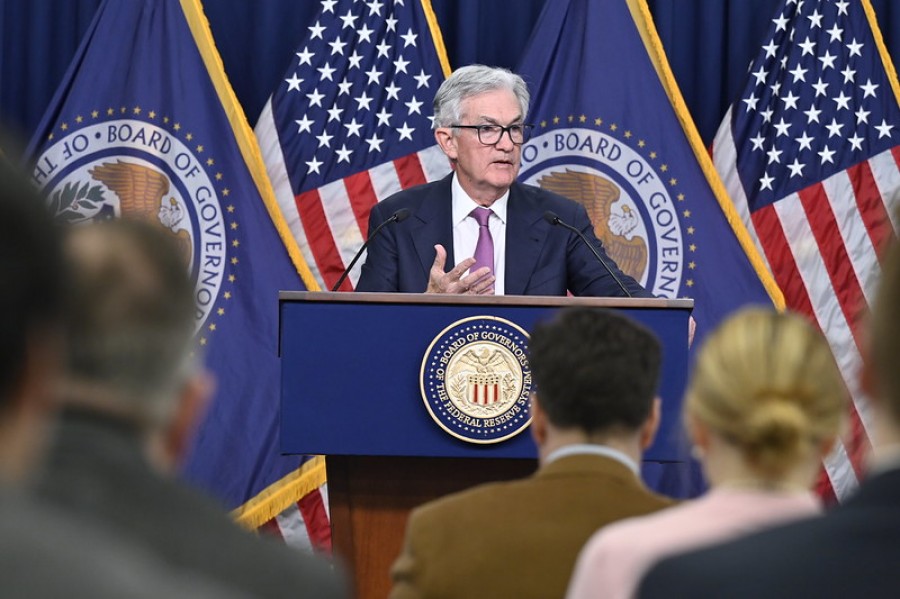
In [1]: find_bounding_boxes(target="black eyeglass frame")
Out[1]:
[449,123,534,145]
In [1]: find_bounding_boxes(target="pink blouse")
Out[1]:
[566,487,821,599]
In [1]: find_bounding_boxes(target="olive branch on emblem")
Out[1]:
[502,373,517,401]
[449,375,467,401]
[48,181,106,223]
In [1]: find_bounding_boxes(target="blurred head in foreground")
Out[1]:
[527,307,662,461]
[864,237,900,452]
[0,163,64,482]
[686,307,846,488]
[62,218,211,471]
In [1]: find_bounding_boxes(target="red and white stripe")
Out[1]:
[713,115,899,502]
[258,484,332,554]
[256,101,451,292]
[470,381,500,406]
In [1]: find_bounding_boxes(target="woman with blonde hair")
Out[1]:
[566,308,846,599]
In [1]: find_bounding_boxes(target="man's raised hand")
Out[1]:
[425,244,494,294]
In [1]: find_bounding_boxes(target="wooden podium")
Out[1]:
[279,292,692,599]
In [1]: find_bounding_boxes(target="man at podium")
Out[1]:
[388,307,673,598]
[356,65,651,298]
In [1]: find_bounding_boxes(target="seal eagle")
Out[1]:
[538,169,647,282]
[90,160,193,265]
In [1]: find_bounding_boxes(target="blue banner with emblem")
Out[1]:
[26,0,323,522]
[516,0,781,346]
[516,0,782,496]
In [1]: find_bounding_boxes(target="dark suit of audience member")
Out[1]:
[389,308,674,599]
[639,468,900,599]
[356,64,649,298]
[36,220,346,599]
[40,408,343,599]
[0,164,238,598]
[0,486,243,598]
[638,240,900,599]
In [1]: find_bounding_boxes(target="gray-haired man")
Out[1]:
[356,64,650,298]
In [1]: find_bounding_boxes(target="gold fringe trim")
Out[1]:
[230,456,328,530]
[421,0,452,77]
[862,0,900,109]
[627,0,786,309]
[178,0,328,528]
[179,0,321,291]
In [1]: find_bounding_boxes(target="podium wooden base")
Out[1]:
[326,455,538,599]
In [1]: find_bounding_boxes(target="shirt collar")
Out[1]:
[451,172,509,226]
[544,443,640,475]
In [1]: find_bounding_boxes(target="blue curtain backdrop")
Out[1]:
[4,0,899,149]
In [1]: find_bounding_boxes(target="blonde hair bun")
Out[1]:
[740,398,808,473]
[686,308,845,479]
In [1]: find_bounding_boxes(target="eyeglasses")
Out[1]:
[450,124,534,145]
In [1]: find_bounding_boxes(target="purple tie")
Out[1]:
[470,207,494,281]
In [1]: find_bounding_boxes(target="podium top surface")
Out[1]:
[279,290,692,460]
[279,291,694,310]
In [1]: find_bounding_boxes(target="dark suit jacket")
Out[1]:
[389,454,673,599]
[638,468,900,599]
[36,409,346,599]
[356,174,651,296]
[0,486,241,598]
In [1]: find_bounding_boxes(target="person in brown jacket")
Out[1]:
[389,307,675,599]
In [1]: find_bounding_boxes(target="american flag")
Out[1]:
[256,482,332,553]
[243,457,332,553]
[252,0,450,547]
[712,0,900,502]
[256,0,452,292]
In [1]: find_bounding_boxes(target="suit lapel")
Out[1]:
[410,174,455,279]
[505,183,547,295]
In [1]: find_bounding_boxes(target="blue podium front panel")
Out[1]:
[279,293,691,461]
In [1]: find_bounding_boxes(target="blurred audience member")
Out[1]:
[637,241,900,599]
[389,307,674,599]
[568,308,845,599]
[36,219,346,599]
[0,163,236,598]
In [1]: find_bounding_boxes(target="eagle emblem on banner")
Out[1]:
[538,169,648,282]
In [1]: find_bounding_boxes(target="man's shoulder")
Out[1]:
[0,491,238,598]
[510,180,586,215]
[122,472,343,596]
[411,476,534,522]
[639,512,859,598]
[409,454,669,527]
[379,176,451,210]
[39,420,344,598]
[673,497,890,562]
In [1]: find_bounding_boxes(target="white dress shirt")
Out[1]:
[451,173,507,295]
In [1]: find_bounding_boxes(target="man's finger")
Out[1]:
[465,267,492,285]
[457,268,493,295]
[473,275,496,295]
[449,257,477,279]
[431,244,447,272]
[426,245,450,293]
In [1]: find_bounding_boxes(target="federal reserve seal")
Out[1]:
[420,317,533,444]
[520,126,689,298]
[32,109,239,346]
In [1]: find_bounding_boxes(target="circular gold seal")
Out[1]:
[420,316,533,444]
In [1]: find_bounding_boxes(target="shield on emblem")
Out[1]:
[467,373,500,406]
